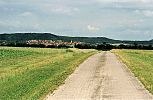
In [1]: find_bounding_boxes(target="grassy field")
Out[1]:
[113,49,153,94]
[0,47,97,100]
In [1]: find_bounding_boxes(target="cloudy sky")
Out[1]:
[0,0,153,40]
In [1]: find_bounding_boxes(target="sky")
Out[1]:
[0,0,153,40]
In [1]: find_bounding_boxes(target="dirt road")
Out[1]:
[45,52,153,100]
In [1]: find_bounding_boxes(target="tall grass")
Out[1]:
[113,49,153,94]
[0,47,97,100]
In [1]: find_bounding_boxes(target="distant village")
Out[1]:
[26,40,82,48]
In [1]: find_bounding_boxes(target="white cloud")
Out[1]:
[96,0,153,3]
[140,0,153,3]
[19,12,33,17]
[142,10,153,17]
[42,4,79,16]
[52,7,79,15]
[135,10,153,17]
[87,25,100,32]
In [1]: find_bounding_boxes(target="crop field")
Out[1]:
[113,49,153,94]
[0,47,97,100]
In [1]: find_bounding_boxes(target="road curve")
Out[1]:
[45,51,153,100]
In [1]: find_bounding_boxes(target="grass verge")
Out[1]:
[112,49,153,94]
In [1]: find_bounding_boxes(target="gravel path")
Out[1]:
[45,51,153,100]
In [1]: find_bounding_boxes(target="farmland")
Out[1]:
[0,47,97,100]
[113,49,153,94]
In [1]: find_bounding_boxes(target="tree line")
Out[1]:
[0,42,153,50]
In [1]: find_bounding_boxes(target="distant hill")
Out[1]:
[0,33,152,44]
[150,39,153,42]
[0,33,120,44]
[0,33,59,41]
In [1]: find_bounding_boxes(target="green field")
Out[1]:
[0,47,97,100]
[113,49,153,94]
